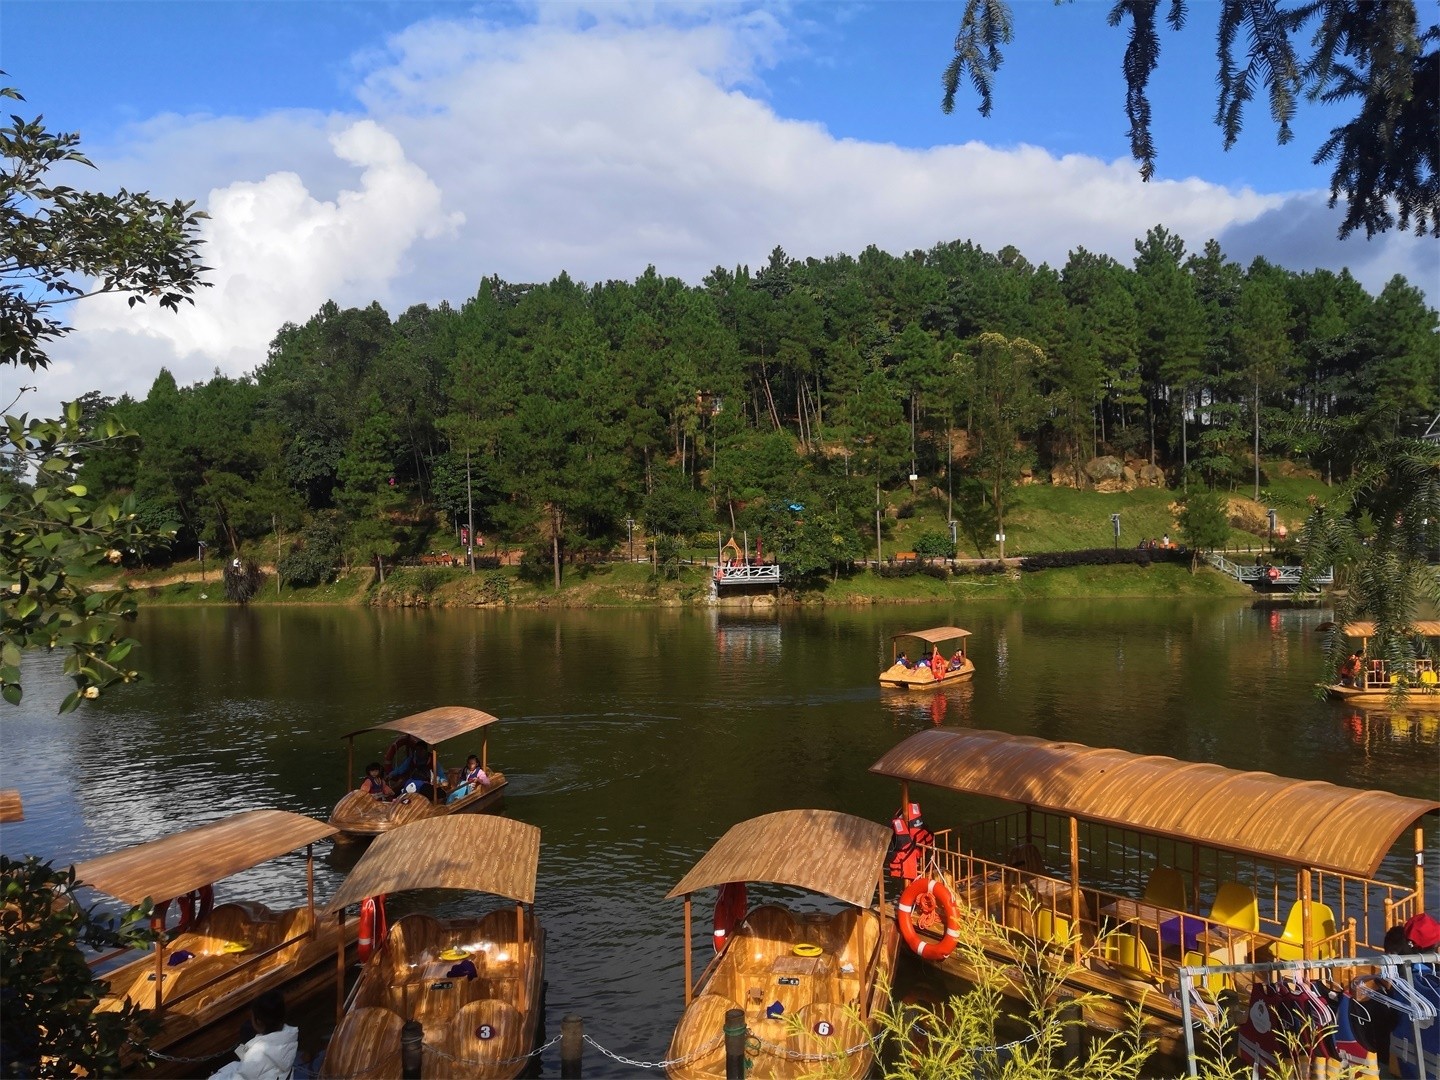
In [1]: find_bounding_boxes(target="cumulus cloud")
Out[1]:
[29,4,1435,413]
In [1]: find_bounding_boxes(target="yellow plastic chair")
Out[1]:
[1181,949,1233,996]
[1103,932,1157,982]
[1208,882,1259,933]
[1271,900,1338,961]
[1143,868,1187,911]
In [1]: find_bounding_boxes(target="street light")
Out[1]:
[198,540,207,581]
[1267,508,1277,551]
[1110,513,1121,551]
[625,517,635,562]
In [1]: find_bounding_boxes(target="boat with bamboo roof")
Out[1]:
[318,815,544,1080]
[879,626,974,689]
[329,706,507,840]
[664,809,897,1079]
[868,727,1440,1057]
[0,788,21,822]
[1325,621,1440,707]
[74,809,356,1077]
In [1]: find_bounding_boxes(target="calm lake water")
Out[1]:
[4,599,1437,1074]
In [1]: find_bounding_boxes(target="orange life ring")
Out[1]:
[358,895,388,964]
[383,735,418,772]
[1266,566,1280,581]
[153,885,213,936]
[713,881,748,954]
[898,876,961,961]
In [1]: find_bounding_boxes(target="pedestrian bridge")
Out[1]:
[1202,553,1332,590]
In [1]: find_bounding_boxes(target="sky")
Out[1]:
[3,0,1436,412]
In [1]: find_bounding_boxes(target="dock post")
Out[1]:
[400,1019,423,1079]
[560,1014,584,1077]
[724,1007,747,1080]
[1058,997,1083,1064]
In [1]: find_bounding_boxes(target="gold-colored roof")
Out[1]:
[341,706,500,745]
[892,626,972,644]
[73,810,337,904]
[666,809,891,908]
[1341,621,1440,639]
[869,728,1439,879]
[325,816,540,912]
[0,789,21,823]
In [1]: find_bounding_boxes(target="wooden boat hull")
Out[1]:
[666,905,898,1079]
[321,910,545,1079]
[1326,683,1440,708]
[100,901,358,1078]
[879,660,974,690]
[329,773,508,840]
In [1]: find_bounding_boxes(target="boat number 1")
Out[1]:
[476,1024,495,1041]
[813,1020,833,1037]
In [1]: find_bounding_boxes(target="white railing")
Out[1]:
[714,564,781,585]
[1202,554,1332,587]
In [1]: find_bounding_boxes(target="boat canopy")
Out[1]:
[666,809,891,909]
[1339,621,1440,640]
[869,728,1440,879]
[324,816,540,912]
[892,626,972,645]
[0,789,20,823]
[73,810,337,905]
[340,705,500,745]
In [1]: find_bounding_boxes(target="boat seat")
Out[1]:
[827,907,879,973]
[162,953,245,1010]
[734,905,799,971]
[378,914,447,981]
[1143,868,1187,912]
[1102,931,1159,984]
[1207,883,1259,933]
[1006,844,1045,875]
[1035,907,1089,951]
[1270,900,1338,962]
[425,999,528,1079]
[320,1006,404,1079]
[667,994,735,1080]
[474,907,520,948]
[1180,949,1233,997]
[785,1001,866,1063]
[1003,885,1037,938]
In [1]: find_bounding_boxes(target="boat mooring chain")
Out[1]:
[131,1042,230,1066]
[581,1029,725,1069]
[421,1032,563,1068]
[746,1032,874,1062]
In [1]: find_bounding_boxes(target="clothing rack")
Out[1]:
[1178,950,1440,1077]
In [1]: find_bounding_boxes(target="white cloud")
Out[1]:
[29,5,1435,414]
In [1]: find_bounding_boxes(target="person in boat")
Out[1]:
[397,741,443,800]
[209,990,298,1080]
[447,753,489,803]
[948,649,966,671]
[1338,652,1363,687]
[896,650,911,669]
[359,762,394,800]
[929,647,946,680]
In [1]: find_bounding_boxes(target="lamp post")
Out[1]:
[198,540,207,582]
[625,517,635,562]
[1267,508,1277,552]
[948,519,957,560]
[1110,513,1121,551]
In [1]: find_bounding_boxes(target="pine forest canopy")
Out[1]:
[62,232,1438,583]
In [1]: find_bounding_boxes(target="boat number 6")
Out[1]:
[813,1020,833,1037]
[476,1024,495,1041]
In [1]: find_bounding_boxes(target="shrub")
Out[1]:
[914,531,955,558]
[1018,547,1194,572]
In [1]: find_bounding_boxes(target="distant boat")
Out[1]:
[328,706,508,839]
[1325,621,1440,708]
[77,810,356,1077]
[879,626,975,689]
[319,815,545,1079]
[663,809,898,1079]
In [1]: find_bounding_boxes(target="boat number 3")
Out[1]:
[476,1024,495,1041]
[813,1020,834,1037]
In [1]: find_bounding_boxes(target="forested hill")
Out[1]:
[69,228,1438,585]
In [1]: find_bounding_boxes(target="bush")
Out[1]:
[1019,547,1188,572]
[952,560,1008,576]
[278,516,343,588]
[914,531,955,558]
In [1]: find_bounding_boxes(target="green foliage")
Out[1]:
[1,856,158,1077]
[277,514,343,588]
[913,531,955,558]
[1178,488,1232,562]
[222,557,264,604]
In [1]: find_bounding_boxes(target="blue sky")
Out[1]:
[2,1,1434,407]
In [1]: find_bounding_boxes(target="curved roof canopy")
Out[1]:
[0,789,21,823]
[869,728,1439,879]
[73,810,336,905]
[1340,621,1440,639]
[325,815,540,912]
[666,809,891,909]
[341,705,500,745]
[892,627,972,644]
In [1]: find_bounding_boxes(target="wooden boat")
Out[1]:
[1325,620,1440,707]
[0,788,21,822]
[869,727,1440,1058]
[75,809,356,1077]
[319,815,544,1080]
[664,809,897,1079]
[879,626,974,689]
[329,706,507,839]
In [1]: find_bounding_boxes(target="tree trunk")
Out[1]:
[551,508,561,590]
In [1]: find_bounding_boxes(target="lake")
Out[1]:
[4,599,1436,1074]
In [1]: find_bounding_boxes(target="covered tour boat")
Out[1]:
[869,728,1439,1058]
[879,626,975,689]
[319,815,545,1080]
[664,809,897,1079]
[329,706,507,840]
[77,809,356,1077]
[1325,620,1440,707]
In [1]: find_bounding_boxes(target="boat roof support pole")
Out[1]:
[1417,828,1426,913]
[482,734,488,773]
[877,868,886,919]
[1069,816,1081,964]
[306,844,316,923]
[430,749,439,805]
[345,737,353,796]
[1300,869,1313,958]
[515,902,524,951]
[683,895,693,1006]
[899,782,909,816]
[335,911,347,1029]
[154,923,166,1010]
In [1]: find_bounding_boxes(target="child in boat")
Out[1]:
[948,649,965,670]
[209,990,298,1080]
[360,762,394,800]
[896,651,910,669]
[447,753,489,803]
